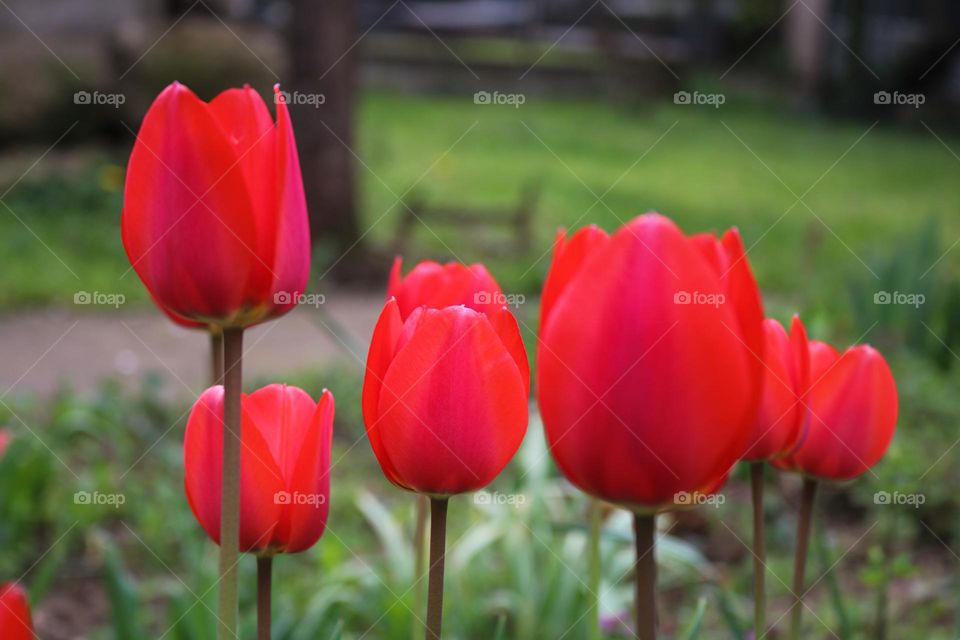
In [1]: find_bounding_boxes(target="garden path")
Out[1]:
[0,290,384,397]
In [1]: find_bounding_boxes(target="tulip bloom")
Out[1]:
[184,384,334,554]
[388,257,505,320]
[0,582,33,640]
[743,315,810,638]
[363,299,529,495]
[537,213,764,511]
[743,316,810,461]
[365,298,529,639]
[0,430,9,459]
[772,341,897,640]
[122,82,310,329]
[773,341,897,480]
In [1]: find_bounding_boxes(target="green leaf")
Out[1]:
[682,596,708,640]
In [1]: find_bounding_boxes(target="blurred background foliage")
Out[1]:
[1,0,959,638]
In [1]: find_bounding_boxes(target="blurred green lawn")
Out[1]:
[1,90,958,317]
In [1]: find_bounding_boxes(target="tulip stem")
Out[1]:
[210,329,224,385]
[790,477,818,640]
[257,556,273,640]
[413,494,430,640]
[633,513,657,640]
[218,328,243,640]
[750,462,766,640]
[425,497,449,640]
[588,499,602,640]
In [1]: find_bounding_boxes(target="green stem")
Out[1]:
[790,477,818,640]
[257,556,273,640]
[210,328,224,385]
[873,508,897,640]
[218,327,243,640]
[750,462,766,639]
[633,513,657,640]
[413,494,430,640]
[425,497,449,640]
[588,500,602,640]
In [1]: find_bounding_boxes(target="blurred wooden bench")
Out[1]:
[392,179,540,258]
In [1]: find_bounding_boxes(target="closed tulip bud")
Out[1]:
[184,384,334,554]
[743,315,811,461]
[773,341,898,480]
[537,213,764,511]
[122,82,310,329]
[388,257,505,320]
[0,582,33,640]
[363,298,530,495]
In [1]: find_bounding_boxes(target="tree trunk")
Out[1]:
[289,0,362,251]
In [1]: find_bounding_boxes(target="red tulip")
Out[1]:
[0,430,10,459]
[773,341,897,480]
[184,384,333,554]
[363,299,529,495]
[122,82,310,329]
[742,316,810,461]
[537,213,764,511]
[0,582,33,640]
[387,257,504,320]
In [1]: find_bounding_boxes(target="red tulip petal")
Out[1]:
[744,317,810,460]
[376,306,528,494]
[283,389,334,552]
[386,256,403,301]
[808,339,841,373]
[184,386,285,552]
[266,84,311,315]
[122,82,260,323]
[208,86,276,302]
[486,306,530,394]
[362,299,409,488]
[388,259,504,320]
[0,582,33,640]
[539,225,609,333]
[243,384,318,480]
[718,229,765,360]
[184,386,227,544]
[785,314,811,450]
[237,406,286,551]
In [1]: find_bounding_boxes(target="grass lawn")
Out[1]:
[1,90,958,322]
